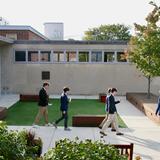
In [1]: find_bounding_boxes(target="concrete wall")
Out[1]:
[1,43,159,95]
[151,77,160,96]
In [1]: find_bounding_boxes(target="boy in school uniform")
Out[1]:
[33,82,52,128]
[99,88,116,132]
[53,87,71,131]
[100,88,123,136]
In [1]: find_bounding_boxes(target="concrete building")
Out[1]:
[0,26,159,96]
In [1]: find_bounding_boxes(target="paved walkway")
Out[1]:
[0,94,19,108]
[8,96,160,160]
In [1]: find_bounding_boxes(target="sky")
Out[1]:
[0,0,160,40]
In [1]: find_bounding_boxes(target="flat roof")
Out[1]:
[14,40,128,45]
[0,25,48,40]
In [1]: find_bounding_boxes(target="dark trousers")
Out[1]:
[55,111,68,128]
[156,104,160,115]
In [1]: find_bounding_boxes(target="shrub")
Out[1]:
[43,138,127,160]
[0,121,42,160]
[20,130,43,158]
[0,121,27,160]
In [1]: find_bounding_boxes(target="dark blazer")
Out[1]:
[156,96,160,115]
[60,93,69,111]
[38,88,49,107]
[108,94,120,114]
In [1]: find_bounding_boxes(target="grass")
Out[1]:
[5,99,127,128]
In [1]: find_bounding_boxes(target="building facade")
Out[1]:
[1,40,159,96]
[0,26,159,96]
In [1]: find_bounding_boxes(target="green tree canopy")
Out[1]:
[129,1,160,98]
[83,24,131,41]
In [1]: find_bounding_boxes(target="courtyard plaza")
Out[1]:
[0,95,160,160]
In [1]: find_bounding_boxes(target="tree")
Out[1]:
[128,1,160,98]
[83,24,131,41]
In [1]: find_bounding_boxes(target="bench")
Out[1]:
[20,94,39,102]
[72,115,106,127]
[113,143,134,160]
[0,107,7,120]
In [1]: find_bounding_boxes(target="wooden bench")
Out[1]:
[113,143,134,160]
[0,107,7,120]
[72,115,106,127]
[20,94,39,102]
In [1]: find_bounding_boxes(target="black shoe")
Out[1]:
[64,128,71,131]
[52,122,57,129]
[98,126,102,129]
[100,131,107,136]
[111,129,116,132]
[116,132,124,136]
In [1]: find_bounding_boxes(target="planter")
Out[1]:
[99,93,106,103]
[126,92,160,124]
[0,107,7,120]
[20,94,39,102]
[72,115,105,127]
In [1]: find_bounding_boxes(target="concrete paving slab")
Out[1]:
[6,96,160,160]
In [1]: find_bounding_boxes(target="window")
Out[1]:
[79,51,89,62]
[53,51,64,62]
[104,52,115,62]
[117,52,127,62]
[28,51,39,62]
[6,33,17,40]
[40,51,51,62]
[91,51,102,62]
[42,71,50,80]
[15,51,26,62]
[66,51,76,62]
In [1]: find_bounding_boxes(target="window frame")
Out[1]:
[117,51,128,62]
[104,51,115,63]
[40,50,51,63]
[14,49,129,64]
[66,51,77,63]
[14,50,27,63]
[28,50,39,63]
[53,50,65,63]
[78,51,90,63]
[91,51,102,63]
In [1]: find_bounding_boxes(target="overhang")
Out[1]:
[0,35,13,46]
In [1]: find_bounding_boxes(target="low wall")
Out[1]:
[126,93,160,124]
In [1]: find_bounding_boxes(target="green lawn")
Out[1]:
[5,99,127,128]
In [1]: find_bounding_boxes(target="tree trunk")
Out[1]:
[147,76,151,99]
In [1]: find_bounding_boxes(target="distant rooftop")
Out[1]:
[0,25,48,40]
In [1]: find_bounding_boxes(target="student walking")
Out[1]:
[53,87,71,131]
[100,88,123,136]
[99,88,116,132]
[155,96,160,116]
[33,82,52,128]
